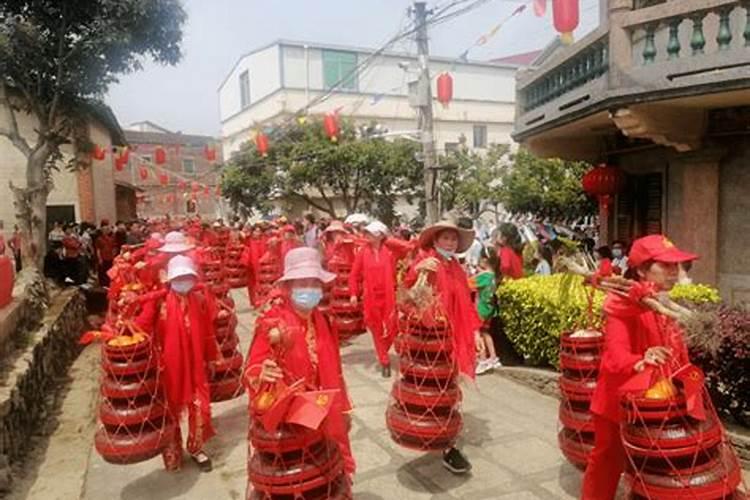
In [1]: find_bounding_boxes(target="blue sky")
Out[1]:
[105,0,600,137]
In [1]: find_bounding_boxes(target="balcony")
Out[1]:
[514,0,750,158]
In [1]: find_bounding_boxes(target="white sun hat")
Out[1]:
[364,220,389,237]
[158,231,195,253]
[166,255,199,281]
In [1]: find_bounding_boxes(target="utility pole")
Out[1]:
[413,1,439,224]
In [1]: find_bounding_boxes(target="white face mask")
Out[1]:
[171,278,195,295]
[612,249,623,258]
[436,247,455,260]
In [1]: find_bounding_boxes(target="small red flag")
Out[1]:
[257,379,305,433]
[672,364,706,421]
[285,389,340,430]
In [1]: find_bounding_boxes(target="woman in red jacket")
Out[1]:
[582,235,696,499]
[348,220,411,378]
[403,221,482,475]
[496,223,524,280]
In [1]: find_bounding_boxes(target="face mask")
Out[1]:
[171,280,195,295]
[436,247,455,260]
[291,287,323,311]
[612,249,623,258]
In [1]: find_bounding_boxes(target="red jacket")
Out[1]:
[244,300,354,473]
[498,246,523,280]
[590,293,690,423]
[404,249,481,378]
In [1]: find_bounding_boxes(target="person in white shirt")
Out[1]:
[534,245,553,276]
[611,240,629,275]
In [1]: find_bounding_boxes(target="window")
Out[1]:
[322,50,358,91]
[444,142,460,154]
[182,158,195,174]
[141,155,152,165]
[473,125,487,148]
[239,71,250,109]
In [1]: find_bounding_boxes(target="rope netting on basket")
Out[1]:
[325,250,364,341]
[92,321,176,465]
[558,285,604,469]
[255,243,282,308]
[621,384,748,499]
[387,274,462,451]
[225,240,247,289]
[209,295,245,403]
[246,424,352,500]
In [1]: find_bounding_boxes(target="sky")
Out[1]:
[105,0,600,137]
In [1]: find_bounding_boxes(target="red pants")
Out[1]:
[363,300,393,366]
[581,415,625,500]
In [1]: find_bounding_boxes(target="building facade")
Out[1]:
[0,99,125,235]
[116,123,224,220]
[218,39,521,157]
[513,0,750,302]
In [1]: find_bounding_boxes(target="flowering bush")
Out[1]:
[682,303,750,427]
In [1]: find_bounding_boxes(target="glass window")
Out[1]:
[322,50,358,91]
[239,71,250,109]
[473,125,487,148]
[182,158,195,174]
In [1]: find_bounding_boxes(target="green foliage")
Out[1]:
[497,276,719,368]
[439,144,509,217]
[221,118,423,223]
[497,274,605,367]
[495,148,596,218]
[669,283,721,304]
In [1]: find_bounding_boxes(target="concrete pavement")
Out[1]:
[80,291,587,500]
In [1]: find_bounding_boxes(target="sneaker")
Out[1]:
[475,359,491,375]
[490,357,503,368]
[442,447,472,474]
[381,364,391,378]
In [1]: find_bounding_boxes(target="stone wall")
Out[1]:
[0,288,85,493]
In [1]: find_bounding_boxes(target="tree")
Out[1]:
[439,144,509,218]
[221,118,423,225]
[496,148,595,219]
[0,0,186,267]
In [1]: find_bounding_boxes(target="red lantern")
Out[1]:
[159,173,169,186]
[138,166,149,180]
[553,0,579,45]
[92,145,106,161]
[323,113,339,142]
[204,145,217,162]
[117,147,130,164]
[191,181,200,192]
[582,164,624,215]
[255,132,269,157]
[436,73,453,108]
[114,156,126,172]
[154,146,167,165]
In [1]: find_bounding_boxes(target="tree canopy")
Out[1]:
[221,118,423,224]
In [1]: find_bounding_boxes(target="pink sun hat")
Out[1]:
[277,247,336,284]
[158,231,194,253]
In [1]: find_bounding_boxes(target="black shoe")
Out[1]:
[191,451,213,472]
[381,364,391,378]
[442,447,471,474]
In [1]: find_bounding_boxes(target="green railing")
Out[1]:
[521,38,609,113]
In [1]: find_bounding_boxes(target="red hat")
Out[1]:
[628,235,697,267]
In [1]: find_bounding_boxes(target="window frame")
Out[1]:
[239,70,251,109]
[473,125,488,149]
[322,50,358,91]
[182,158,196,174]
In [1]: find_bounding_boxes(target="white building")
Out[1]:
[218,39,521,157]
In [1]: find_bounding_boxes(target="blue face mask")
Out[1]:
[171,279,195,295]
[436,247,455,260]
[291,287,323,311]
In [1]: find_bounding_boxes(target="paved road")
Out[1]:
[80,291,588,500]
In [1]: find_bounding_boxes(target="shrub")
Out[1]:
[496,274,605,367]
[670,283,721,304]
[682,303,750,427]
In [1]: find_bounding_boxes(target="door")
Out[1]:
[614,172,663,243]
[46,205,76,233]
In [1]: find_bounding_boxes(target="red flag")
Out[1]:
[257,379,305,432]
[672,364,706,421]
[285,389,340,430]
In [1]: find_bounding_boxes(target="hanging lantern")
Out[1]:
[154,146,167,165]
[159,172,169,186]
[204,144,217,162]
[117,147,130,165]
[255,132,269,157]
[553,0,579,45]
[191,181,200,192]
[138,166,149,180]
[114,156,126,172]
[582,164,624,215]
[436,72,453,108]
[323,113,339,142]
[92,145,106,161]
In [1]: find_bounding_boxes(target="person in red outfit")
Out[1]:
[95,220,118,287]
[244,247,355,476]
[403,221,482,475]
[496,223,524,280]
[279,224,301,261]
[581,235,697,499]
[348,220,410,377]
[135,255,218,472]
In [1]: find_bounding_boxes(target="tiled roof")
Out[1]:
[490,50,543,67]
[124,130,217,147]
